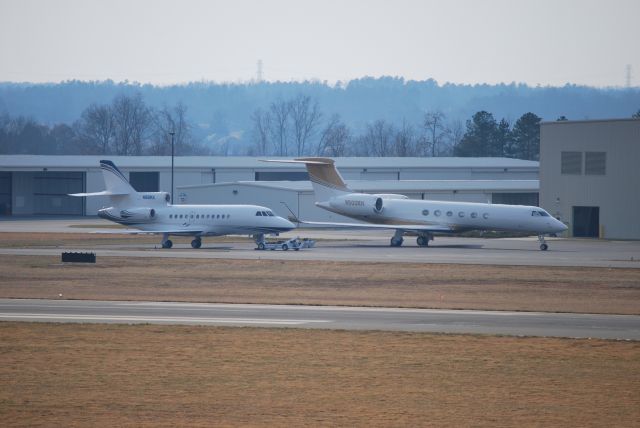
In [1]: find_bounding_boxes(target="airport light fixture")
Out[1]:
[170,131,175,204]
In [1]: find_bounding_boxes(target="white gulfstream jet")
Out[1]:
[71,160,295,249]
[265,157,567,251]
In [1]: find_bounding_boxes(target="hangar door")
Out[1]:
[34,171,85,215]
[572,206,599,238]
[0,172,10,215]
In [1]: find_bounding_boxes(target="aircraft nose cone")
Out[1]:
[555,219,568,233]
[280,217,296,230]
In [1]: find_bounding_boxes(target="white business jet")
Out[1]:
[265,158,567,251]
[71,160,295,249]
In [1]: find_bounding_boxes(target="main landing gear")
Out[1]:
[538,234,549,251]
[161,233,173,249]
[416,233,433,247]
[160,234,203,249]
[390,230,434,248]
[390,230,404,247]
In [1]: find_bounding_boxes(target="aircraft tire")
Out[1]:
[417,236,429,247]
[191,239,201,249]
[282,244,289,251]
[162,239,173,249]
[540,243,548,251]
[257,242,265,250]
[390,237,403,247]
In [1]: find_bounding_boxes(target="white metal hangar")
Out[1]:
[540,118,640,240]
[0,155,539,218]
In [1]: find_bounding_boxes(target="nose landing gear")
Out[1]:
[538,235,549,251]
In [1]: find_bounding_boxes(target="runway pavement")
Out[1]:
[1,299,639,340]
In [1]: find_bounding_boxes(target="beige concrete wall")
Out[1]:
[540,119,640,239]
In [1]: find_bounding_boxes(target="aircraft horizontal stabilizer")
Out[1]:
[69,190,130,197]
[261,159,331,165]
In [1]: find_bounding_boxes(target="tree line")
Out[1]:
[1,90,638,159]
[248,95,543,160]
[0,94,208,156]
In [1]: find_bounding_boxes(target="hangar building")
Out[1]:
[0,155,539,220]
[540,118,640,239]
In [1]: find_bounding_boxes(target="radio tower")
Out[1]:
[257,59,263,83]
[626,64,632,88]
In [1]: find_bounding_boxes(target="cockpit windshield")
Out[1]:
[532,210,550,217]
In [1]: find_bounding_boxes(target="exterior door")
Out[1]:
[573,206,599,237]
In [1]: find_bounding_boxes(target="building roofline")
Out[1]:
[541,118,640,126]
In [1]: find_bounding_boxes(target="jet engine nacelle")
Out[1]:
[373,193,408,200]
[119,207,156,221]
[329,193,384,215]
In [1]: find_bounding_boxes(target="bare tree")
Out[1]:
[269,99,290,156]
[112,93,152,155]
[151,103,193,155]
[393,119,416,156]
[362,119,394,156]
[250,108,271,156]
[444,118,464,156]
[422,111,450,157]
[76,104,114,154]
[289,94,322,156]
[316,114,350,157]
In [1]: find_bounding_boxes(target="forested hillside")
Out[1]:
[1,78,638,158]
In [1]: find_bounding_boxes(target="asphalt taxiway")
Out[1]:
[1,299,638,340]
[1,217,639,268]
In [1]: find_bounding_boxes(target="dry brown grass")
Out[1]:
[1,254,639,314]
[1,322,639,427]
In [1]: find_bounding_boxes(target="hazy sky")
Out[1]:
[1,0,638,87]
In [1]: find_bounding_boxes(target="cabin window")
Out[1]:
[458,212,465,218]
[422,209,429,216]
[217,214,220,219]
[471,212,478,219]
[434,210,441,217]
[196,214,199,219]
[446,211,453,217]
[483,213,489,219]
[256,211,262,216]
[206,214,210,219]
[169,214,172,219]
[179,214,183,219]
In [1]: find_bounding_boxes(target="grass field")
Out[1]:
[2,231,639,426]
[1,253,639,314]
[1,322,639,427]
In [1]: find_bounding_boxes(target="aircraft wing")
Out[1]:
[89,228,205,235]
[298,220,455,233]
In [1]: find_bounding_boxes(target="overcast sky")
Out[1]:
[1,0,638,87]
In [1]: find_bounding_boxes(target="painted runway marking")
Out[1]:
[0,313,331,325]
